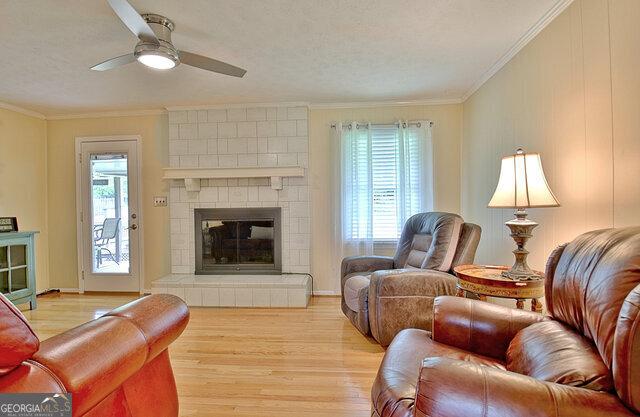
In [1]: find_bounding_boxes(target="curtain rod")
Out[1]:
[330,121,433,129]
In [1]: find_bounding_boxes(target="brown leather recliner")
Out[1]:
[341,212,481,346]
[0,293,189,417]
[371,226,640,417]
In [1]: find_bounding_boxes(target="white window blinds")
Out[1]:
[371,126,400,239]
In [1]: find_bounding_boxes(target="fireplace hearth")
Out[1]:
[194,208,282,275]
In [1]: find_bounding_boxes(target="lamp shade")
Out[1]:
[488,149,560,208]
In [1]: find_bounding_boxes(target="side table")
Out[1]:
[453,264,544,313]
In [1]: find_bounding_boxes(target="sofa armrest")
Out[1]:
[32,295,189,416]
[103,294,190,361]
[432,296,546,360]
[341,255,394,279]
[368,270,457,346]
[414,357,635,417]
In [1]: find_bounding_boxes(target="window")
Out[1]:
[339,122,432,243]
[371,126,400,239]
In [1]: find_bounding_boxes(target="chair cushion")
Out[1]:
[371,328,504,417]
[394,212,464,272]
[343,275,370,312]
[0,361,66,392]
[507,321,613,392]
[0,293,40,376]
[404,234,433,269]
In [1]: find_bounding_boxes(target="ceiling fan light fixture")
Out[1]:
[136,51,177,70]
[94,1,247,77]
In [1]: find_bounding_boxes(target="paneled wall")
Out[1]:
[462,0,640,276]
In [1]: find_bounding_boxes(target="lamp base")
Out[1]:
[503,209,539,281]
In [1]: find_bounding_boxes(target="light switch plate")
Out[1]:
[153,196,167,207]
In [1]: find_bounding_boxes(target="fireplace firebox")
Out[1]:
[194,208,282,275]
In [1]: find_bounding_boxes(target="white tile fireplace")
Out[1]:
[151,104,312,307]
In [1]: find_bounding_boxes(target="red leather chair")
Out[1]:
[371,227,640,417]
[0,293,189,417]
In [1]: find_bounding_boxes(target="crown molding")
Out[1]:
[0,102,46,120]
[46,108,167,120]
[461,0,574,102]
[165,101,310,111]
[309,97,463,109]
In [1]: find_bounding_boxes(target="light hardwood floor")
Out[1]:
[23,293,384,417]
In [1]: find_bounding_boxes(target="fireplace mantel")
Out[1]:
[163,166,305,191]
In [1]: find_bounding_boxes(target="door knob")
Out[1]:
[128,224,138,230]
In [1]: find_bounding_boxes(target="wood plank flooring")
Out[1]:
[23,293,384,417]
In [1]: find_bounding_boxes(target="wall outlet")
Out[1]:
[153,196,167,207]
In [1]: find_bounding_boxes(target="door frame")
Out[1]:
[75,135,145,293]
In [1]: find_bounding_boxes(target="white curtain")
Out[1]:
[341,122,375,255]
[397,122,434,226]
[332,121,433,272]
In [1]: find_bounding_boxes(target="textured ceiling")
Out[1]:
[0,0,560,116]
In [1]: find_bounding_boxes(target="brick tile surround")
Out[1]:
[167,105,310,275]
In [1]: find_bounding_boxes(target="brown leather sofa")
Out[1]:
[341,212,481,346]
[0,293,189,417]
[371,226,640,417]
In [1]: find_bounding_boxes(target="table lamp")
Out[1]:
[488,148,560,280]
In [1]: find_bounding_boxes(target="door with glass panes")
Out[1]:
[78,139,141,292]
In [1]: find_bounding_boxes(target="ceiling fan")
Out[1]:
[91,0,246,77]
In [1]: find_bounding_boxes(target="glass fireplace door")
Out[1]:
[195,208,281,274]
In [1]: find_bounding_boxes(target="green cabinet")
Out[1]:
[0,231,37,309]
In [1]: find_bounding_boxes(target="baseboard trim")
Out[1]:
[37,288,80,295]
[312,290,340,296]
[43,288,153,295]
[57,288,81,293]
[51,287,339,297]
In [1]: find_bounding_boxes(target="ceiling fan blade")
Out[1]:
[91,53,136,71]
[179,51,246,77]
[106,0,159,44]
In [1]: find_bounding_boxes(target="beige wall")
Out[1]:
[309,104,462,293]
[0,108,49,292]
[47,114,169,290]
[2,104,461,295]
[43,105,462,294]
[461,0,640,278]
